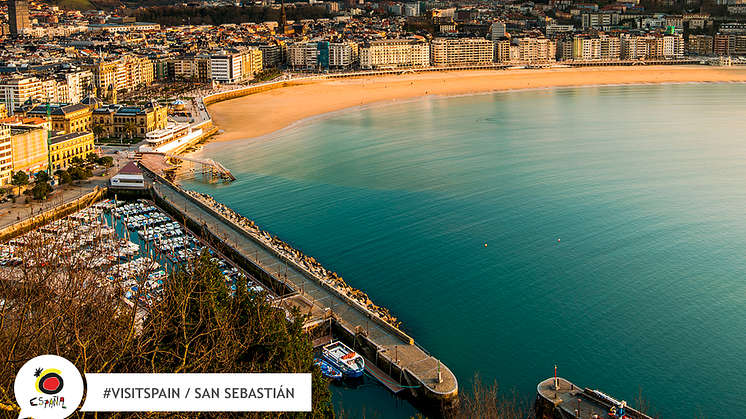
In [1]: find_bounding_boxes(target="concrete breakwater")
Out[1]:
[150,179,458,410]
[182,189,402,330]
[536,377,652,419]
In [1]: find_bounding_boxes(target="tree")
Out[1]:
[68,166,92,184]
[70,156,85,167]
[34,171,49,184]
[92,123,107,141]
[10,171,28,196]
[0,239,335,418]
[98,156,114,175]
[445,373,530,419]
[55,169,72,186]
[29,182,52,200]
[121,252,335,418]
[123,122,138,140]
[86,152,98,165]
[98,156,114,168]
[0,225,141,415]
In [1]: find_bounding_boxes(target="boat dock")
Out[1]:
[364,357,405,394]
[139,152,236,182]
[150,179,458,410]
[536,377,653,419]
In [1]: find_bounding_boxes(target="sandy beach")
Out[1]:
[207,66,746,143]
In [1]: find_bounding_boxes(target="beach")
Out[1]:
[207,65,746,143]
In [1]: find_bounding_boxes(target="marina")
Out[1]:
[1,197,279,314]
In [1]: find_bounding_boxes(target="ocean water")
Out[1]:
[183,84,746,418]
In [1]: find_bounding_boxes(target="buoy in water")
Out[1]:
[484,244,488,247]
[558,239,561,242]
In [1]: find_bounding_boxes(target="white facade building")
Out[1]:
[0,76,44,115]
[359,39,430,69]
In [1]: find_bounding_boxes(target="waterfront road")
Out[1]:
[0,147,133,232]
[153,181,458,398]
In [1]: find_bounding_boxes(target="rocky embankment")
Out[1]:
[184,189,401,329]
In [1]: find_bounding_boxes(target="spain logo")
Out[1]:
[34,368,64,395]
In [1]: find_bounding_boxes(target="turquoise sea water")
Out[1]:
[184,84,746,418]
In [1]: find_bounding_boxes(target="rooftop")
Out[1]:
[50,131,91,145]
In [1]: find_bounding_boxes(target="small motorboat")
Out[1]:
[314,358,343,381]
[322,341,365,378]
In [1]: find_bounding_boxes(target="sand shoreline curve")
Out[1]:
[206,66,746,144]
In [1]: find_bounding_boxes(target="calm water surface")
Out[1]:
[184,84,746,418]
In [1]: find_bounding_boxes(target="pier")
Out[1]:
[536,377,653,419]
[150,178,458,409]
[139,152,236,182]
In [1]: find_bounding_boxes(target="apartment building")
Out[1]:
[0,76,44,115]
[329,42,359,69]
[61,70,94,104]
[359,39,430,69]
[581,12,620,29]
[517,37,556,62]
[81,60,118,104]
[687,34,714,55]
[171,53,211,83]
[210,47,262,84]
[431,38,494,66]
[258,42,286,68]
[495,39,512,62]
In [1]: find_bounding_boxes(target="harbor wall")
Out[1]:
[0,186,108,242]
[150,169,416,346]
[151,188,293,296]
[139,165,458,409]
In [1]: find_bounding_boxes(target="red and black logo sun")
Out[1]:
[34,367,64,395]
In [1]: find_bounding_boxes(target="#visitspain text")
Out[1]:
[103,386,295,400]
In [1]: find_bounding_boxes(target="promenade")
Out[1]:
[152,180,458,404]
[0,146,132,231]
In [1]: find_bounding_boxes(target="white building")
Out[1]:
[0,76,44,115]
[581,12,620,29]
[359,39,430,69]
[329,42,359,69]
[491,21,506,39]
[545,24,574,37]
[209,48,262,83]
[110,161,145,188]
[62,70,94,104]
[404,2,420,16]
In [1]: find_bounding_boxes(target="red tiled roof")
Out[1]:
[118,161,143,175]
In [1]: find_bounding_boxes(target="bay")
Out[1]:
[183,84,746,418]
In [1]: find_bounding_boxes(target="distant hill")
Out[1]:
[133,4,331,26]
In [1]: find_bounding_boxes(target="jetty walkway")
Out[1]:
[152,180,458,407]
